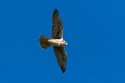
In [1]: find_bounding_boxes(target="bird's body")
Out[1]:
[39,9,67,73]
[48,39,67,46]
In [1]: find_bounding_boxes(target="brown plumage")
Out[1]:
[53,46,67,73]
[39,9,67,73]
[39,35,51,49]
[52,9,63,39]
[52,9,67,73]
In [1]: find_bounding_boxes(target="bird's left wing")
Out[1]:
[53,46,67,73]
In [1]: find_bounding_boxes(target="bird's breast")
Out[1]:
[48,39,64,46]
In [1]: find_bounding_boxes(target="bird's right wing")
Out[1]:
[52,9,63,39]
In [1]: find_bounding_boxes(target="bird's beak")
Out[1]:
[66,42,68,45]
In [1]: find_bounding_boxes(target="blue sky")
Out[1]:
[0,0,125,83]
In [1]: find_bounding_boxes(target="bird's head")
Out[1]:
[62,40,68,46]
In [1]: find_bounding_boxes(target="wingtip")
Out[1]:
[54,8,58,12]
[61,66,66,73]
[54,8,59,14]
[62,70,65,73]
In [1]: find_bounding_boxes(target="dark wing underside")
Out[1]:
[52,9,63,39]
[53,46,67,73]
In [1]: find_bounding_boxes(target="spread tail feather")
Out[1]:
[39,35,51,49]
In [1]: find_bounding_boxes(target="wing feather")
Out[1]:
[52,9,63,39]
[53,46,67,73]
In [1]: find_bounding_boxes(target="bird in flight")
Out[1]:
[39,9,68,73]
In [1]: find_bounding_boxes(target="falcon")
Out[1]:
[39,9,68,73]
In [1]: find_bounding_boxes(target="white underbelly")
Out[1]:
[48,39,64,46]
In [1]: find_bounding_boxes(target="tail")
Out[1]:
[39,35,51,49]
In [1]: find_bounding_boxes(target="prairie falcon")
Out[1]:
[39,9,67,73]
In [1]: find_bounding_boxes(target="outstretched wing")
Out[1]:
[53,46,67,73]
[52,9,63,39]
